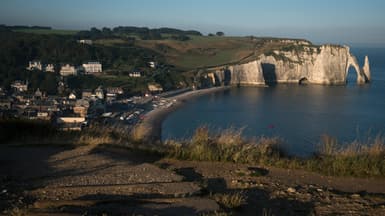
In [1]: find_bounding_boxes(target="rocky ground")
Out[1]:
[1,145,385,215]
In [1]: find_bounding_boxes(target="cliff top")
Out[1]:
[97,34,320,71]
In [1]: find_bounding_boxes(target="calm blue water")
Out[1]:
[162,48,385,156]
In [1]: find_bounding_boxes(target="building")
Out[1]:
[44,64,55,72]
[106,87,124,95]
[148,83,163,93]
[148,61,157,68]
[11,81,28,92]
[105,87,124,101]
[56,117,86,131]
[82,62,102,74]
[0,99,12,110]
[34,88,44,100]
[129,71,142,77]
[60,64,77,76]
[73,99,90,117]
[27,61,42,71]
[95,86,104,99]
[36,111,50,121]
[78,39,93,45]
[82,90,93,99]
[68,92,77,100]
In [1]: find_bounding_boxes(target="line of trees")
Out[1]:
[0,25,52,30]
[0,30,164,92]
[75,26,202,40]
[0,28,192,95]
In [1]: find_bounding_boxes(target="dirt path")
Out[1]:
[1,145,385,215]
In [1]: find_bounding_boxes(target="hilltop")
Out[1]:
[0,25,322,94]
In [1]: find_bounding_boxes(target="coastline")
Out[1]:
[135,86,230,142]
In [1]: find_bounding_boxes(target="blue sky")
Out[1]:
[1,0,385,45]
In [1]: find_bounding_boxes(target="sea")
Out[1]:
[162,47,385,156]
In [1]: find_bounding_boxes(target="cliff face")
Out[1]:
[214,45,370,86]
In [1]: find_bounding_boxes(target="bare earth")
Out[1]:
[1,145,385,215]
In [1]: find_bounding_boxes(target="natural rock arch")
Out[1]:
[346,55,366,84]
[299,77,309,85]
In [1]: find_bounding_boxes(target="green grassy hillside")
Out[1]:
[13,28,79,35]
[96,35,316,71]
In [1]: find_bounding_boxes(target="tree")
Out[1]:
[216,31,224,36]
[208,33,215,37]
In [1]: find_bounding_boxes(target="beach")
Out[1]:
[135,86,230,142]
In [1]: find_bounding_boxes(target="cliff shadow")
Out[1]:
[223,69,231,86]
[261,63,277,86]
[211,73,220,87]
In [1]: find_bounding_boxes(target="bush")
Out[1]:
[164,126,385,178]
[165,126,285,163]
[211,191,247,209]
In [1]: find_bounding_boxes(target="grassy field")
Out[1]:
[95,35,318,71]
[96,35,257,70]
[13,28,79,35]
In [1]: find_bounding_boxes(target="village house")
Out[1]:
[105,87,124,101]
[0,99,12,110]
[129,71,142,77]
[106,87,124,95]
[82,90,93,99]
[44,64,55,72]
[56,117,86,131]
[68,92,77,100]
[60,64,77,76]
[78,39,93,45]
[34,88,44,100]
[22,109,38,120]
[82,62,102,74]
[95,86,104,99]
[148,83,163,93]
[28,99,59,113]
[0,87,5,96]
[36,111,50,121]
[73,99,90,117]
[11,80,28,92]
[148,61,157,68]
[27,60,43,71]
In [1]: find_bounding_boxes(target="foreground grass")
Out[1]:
[1,120,384,178]
[163,126,385,178]
[210,191,247,209]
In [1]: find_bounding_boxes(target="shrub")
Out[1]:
[211,191,247,209]
[166,126,285,164]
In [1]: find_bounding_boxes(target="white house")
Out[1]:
[11,80,28,92]
[60,64,77,76]
[78,39,93,45]
[95,86,104,99]
[56,117,86,131]
[44,64,55,72]
[27,61,42,71]
[82,62,102,74]
[148,61,157,68]
[148,83,163,92]
[129,71,142,77]
[68,92,77,100]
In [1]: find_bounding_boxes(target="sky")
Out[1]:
[1,0,385,46]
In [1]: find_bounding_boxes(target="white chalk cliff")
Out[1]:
[214,45,370,85]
